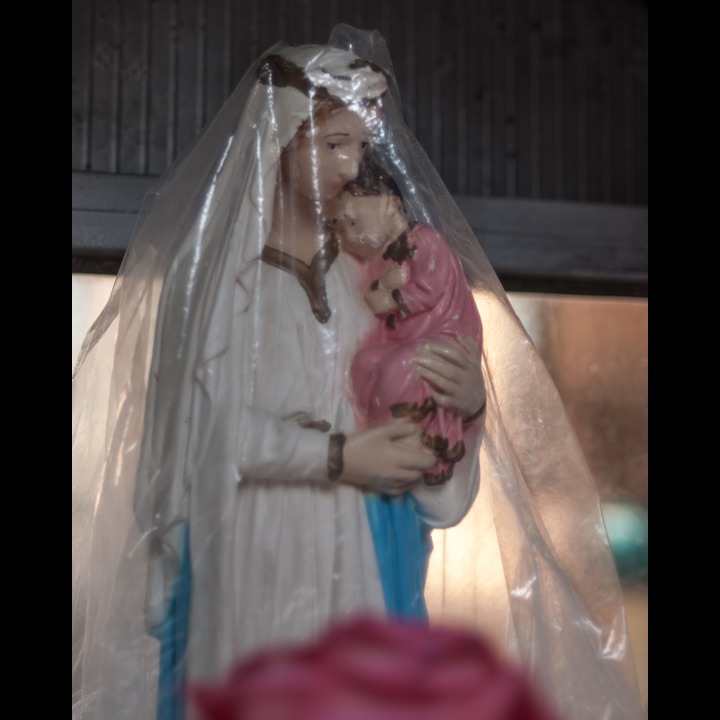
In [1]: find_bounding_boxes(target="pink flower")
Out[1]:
[188,615,563,720]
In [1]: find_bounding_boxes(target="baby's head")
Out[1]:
[330,160,409,258]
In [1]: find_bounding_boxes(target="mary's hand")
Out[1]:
[413,336,486,420]
[339,419,436,496]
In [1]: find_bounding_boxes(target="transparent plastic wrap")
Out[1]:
[72,24,645,720]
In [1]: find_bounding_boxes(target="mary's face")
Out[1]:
[281,106,375,204]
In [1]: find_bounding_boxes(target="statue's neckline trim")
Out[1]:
[260,235,339,324]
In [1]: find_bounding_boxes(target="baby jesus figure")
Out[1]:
[331,160,484,486]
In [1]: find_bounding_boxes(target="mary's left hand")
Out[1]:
[414,336,486,419]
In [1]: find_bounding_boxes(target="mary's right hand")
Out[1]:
[338,418,437,496]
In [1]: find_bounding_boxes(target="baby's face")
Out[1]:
[330,193,405,258]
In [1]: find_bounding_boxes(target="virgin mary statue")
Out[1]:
[72,23,645,720]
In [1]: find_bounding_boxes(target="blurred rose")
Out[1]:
[188,615,563,720]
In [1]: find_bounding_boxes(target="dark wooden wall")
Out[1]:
[72,0,648,294]
[72,0,647,203]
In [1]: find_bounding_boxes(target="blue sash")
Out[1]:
[364,492,432,620]
[151,524,192,720]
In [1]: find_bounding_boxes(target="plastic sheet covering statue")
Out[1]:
[72,24,646,720]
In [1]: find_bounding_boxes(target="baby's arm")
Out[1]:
[364,227,452,318]
[390,226,452,316]
[364,264,409,314]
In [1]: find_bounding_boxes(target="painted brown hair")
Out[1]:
[344,158,405,208]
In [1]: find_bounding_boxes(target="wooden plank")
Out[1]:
[234,0,254,88]
[175,0,204,157]
[377,1,394,63]
[548,0,565,199]
[503,0,517,197]
[477,0,492,196]
[490,0,507,196]
[246,0,262,62]
[203,0,232,124]
[455,194,647,280]
[560,0,579,201]
[443,0,464,190]
[599,3,614,203]
[90,0,120,172]
[619,0,635,205]
[453,0,469,194]
[147,0,175,175]
[425,1,440,179]
[73,209,139,255]
[575,0,597,202]
[633,4,648,206]
[608,0,625,203]
[73,255,124,274]
[259,0,285,58]
[405,0,419,140]
[388,0,411,123]
[538,0,555,198]
[72,0,92,171]
[321,0,343,48]
[514,0,533,198]
[429,0,444,179]
[72,172,647,296]
[118,0,149,174]
[280,0,309,47]
[456,195,648,241]
[72,171,151,212]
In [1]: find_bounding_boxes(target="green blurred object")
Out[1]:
[601,501,648,583]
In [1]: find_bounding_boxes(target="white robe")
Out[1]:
[229,250,386,660]
[181,247,480,679]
